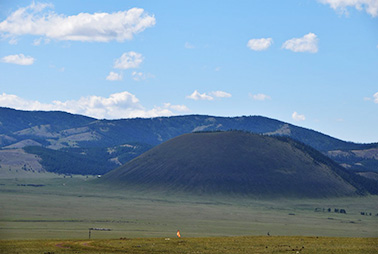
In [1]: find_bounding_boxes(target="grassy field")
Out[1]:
[1,171,378,241]
[1,236,377,253]
[0,172,377,253]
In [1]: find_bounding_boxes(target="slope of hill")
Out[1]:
[102,131,368,198]
[0,107,377,175]
[0,107,94,135]
[23,143,152,175]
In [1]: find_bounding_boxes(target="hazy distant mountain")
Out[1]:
[0,107,377,176]
[102,131,371,197]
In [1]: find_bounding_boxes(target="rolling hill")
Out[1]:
[102,131,369,198]
[0,107,377,176]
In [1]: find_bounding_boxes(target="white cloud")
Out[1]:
[1,54,35,65]
[132,71,144,81]
[318,0,378,17]
[114,52,143,69]
[106,72,123,81]
[249,93,271,101]
[210,91,232,98]
[0,93,42,109]
[9,37,18,45]
[185,42,195,49]
[282,33,319,53]
[33,38,42,46]
[247,38,273,51]
[187,90,214,101]
[186,90,232,101]
[163,103,190,112]
[33,37,50,46]
[0,2,156,42]
[292,111,306,121]
[363,92,378,102]
[0,92,176,119]
[49,64,64,72]
[131,71,154,81]
[170,104,190,112]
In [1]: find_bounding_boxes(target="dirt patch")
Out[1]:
[55,243,70,249]
[81,241,94,247]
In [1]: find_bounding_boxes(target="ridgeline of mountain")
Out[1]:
[0,107,377,176]
[102,131,368,198]
[0,107,94,135]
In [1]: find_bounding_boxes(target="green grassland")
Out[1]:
[1,170,377,241]
[1,236,378,254]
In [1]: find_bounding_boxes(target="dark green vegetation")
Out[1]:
[23,143,152,175]
[1,236,377,254]
[103,132,375,197]
[0,107,93,136]
[1,107,377,177]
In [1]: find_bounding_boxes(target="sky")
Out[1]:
[0,0,377,143]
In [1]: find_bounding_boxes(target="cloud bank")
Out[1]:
[318,0,378,17]
[0,92,187,119]
[0,2,156,42]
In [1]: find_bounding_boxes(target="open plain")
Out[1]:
[1,176,378,239]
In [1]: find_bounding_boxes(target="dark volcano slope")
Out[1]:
[102,131,364,198]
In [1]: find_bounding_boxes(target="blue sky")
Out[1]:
[0,0,377,143]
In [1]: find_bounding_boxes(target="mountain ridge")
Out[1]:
[0,107,377,175]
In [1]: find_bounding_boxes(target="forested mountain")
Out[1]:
[0,107,377,175]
